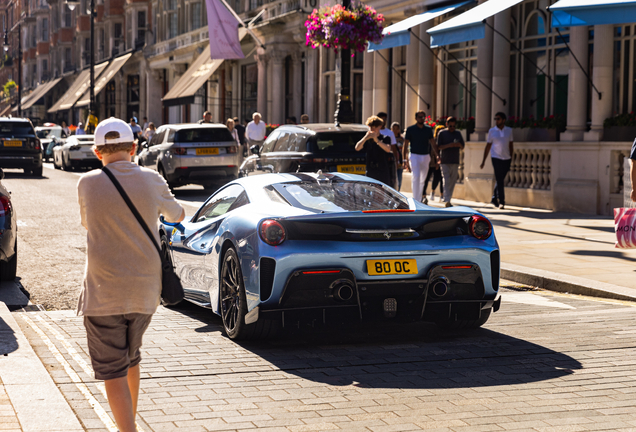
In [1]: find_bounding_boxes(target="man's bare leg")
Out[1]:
[127,364,141,417]
[104,375,136,432]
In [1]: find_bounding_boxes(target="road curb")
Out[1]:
[502,263,636,303]
[0,302,84,431]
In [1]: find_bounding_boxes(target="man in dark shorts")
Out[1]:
[77,117,185,432]
[436,116,465,207]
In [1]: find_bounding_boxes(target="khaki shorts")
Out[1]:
[83,313,153,381]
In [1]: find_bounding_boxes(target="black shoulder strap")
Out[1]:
[101,166,162,258]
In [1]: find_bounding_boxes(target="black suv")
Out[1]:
[239,124,368,177]
[0,117,43,176]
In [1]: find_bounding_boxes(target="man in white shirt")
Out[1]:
[245,112,266,148]
[480,112,514,209]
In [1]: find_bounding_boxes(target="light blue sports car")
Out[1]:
[161,172,501,340]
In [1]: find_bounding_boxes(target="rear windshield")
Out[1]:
[0,122,35,137]
[308,132,366,154]
[174,128,234,143]
[274,181,409,212]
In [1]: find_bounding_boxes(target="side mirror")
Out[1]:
[250,145,260,155]
[0,168,4,180]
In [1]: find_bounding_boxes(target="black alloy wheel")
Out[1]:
[220,248,249,340]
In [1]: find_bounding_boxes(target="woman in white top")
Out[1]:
[143,122,156,142]
[226,118,240,146]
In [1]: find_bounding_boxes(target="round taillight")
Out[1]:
[259,219,286,246]
[469,215,492,240]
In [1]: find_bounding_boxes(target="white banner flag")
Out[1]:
[206,0,245,59]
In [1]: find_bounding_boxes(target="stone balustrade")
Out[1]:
[505,149,551,190]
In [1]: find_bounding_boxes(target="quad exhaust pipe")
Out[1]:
[431,277,449,298]
[331,281,355,302]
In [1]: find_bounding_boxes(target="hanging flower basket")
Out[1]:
[305,2,385,54]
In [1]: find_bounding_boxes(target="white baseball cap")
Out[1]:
[94,117,135,145]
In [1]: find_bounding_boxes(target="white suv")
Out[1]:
[137,123,239,189]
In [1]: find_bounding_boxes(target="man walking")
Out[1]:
[198,111,212,124]
[377,112,399,188]
[77,117,185,432]
[436,116,464,207]
[480,112,514,209]
[403,111,438,203]
[233,117,247,156]
[246,112,266,148]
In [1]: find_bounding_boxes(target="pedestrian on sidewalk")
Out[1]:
[377,112,399,189]
[77,117,185,432]
[437,116,465,207]
[233,117,247,157]
[391,122,404,191]
[356,115,394,186]
[422,149,443,205]
[76,122,86,136]
[480,112,514,209]
[246,112,266,148]
[300,114,310,124]
[403,110,438,203]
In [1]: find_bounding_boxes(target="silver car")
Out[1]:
[137,123,239,189]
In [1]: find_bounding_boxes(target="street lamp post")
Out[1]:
[4,19,23,117]
[334,0,354,125]
[66,0,94,116]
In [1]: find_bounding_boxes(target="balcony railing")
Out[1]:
[146,27,208,58]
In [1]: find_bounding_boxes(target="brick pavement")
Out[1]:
[10,286,636,431]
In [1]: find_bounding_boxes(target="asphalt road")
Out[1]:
[14,287,636,431]
[0,163,213,310]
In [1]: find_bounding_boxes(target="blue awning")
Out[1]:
[550,0,636,28]
[427,0,524,47]
[367,1,474,52]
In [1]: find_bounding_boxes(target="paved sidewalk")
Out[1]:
[402,187,636,302]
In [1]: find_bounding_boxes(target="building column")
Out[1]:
[146,69,163,125]
[231,62,239,120]
[270,53,285,125]
[362,50,374,121]
[491,9,510,120]
[305,48,318,122]
[405,30,419,126]
[418,22,434,116]
[585,24,613,141]
[372,51,389,115]
[474,16,494,141]
[292,52,303,121]
[255,48,268,119]
[562,26,589,141]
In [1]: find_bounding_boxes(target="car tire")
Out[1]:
[32,166,43,177]
[158,166,177,191]
[435,307,492,330]
[61,156,68,171]
[219,248,277,340]
[159,233,182,307]
[53,157,60,169]
[0,239,17,281]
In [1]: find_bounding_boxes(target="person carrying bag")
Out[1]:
[77,117,185,432]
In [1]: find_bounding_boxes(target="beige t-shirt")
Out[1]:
[77,161,184,316]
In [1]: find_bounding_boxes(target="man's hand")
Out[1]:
[480,161,485,169]
[404,159,411,173]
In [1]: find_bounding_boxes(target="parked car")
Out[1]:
[35,125,67,162]
[0,168,17,281]
[52,135,100,171]
[0,117,42,176]
[160,172,501,340]
[239,124,370,178]
[137,123,239,189]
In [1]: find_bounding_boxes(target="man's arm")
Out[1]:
[480,143,492,169]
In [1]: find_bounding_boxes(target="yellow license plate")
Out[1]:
[367,259,418,276]
[3,140,22,147]
[195,147,219,155]
[337,164,365,174]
